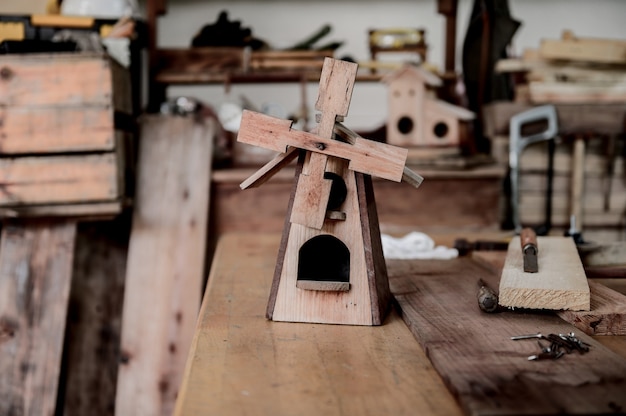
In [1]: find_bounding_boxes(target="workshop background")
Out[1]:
[0,0,625,415]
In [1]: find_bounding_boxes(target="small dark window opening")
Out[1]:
[433,122,449,139]
[397,116,414,135]
[298,235,350,283]
[324,172,347,210]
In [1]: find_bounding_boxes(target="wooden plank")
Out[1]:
[540,32,626,64]
[0,201,122,219]
[499,237,590,311]
[0,106,114,154]
[529,81,626,104]
[0,53,114,107]
[237,110,408,182]
[0,154,120,206]
[387,256,626,416]
[0,221,77,416]
[557,280,626,336]
[173,233,463,416]
[62,220,129,415]
[239,147,299,190]
[115,115,214,416]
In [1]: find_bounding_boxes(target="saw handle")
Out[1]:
[520,228,538,253]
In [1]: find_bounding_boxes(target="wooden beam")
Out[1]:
[0,221,77,416]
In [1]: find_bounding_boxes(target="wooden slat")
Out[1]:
[498,237,590,311]
[388,256,626,415]
[115,115,214,416]
[237,110,408,182]
[0,221,77,416]
[0,107,114,154]
[173,233,463,416]
[0,154,120,206]
[0,53,114,107]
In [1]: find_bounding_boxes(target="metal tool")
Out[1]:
[511,332,591,361]
[477,279,499,313]
[509,105,558,234]
[520,227,538,273]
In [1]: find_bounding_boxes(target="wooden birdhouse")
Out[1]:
[237,58,423,326]
[383,65,474,149]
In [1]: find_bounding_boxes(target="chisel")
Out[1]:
[520,227,538,273]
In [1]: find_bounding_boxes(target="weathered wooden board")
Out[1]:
[0,53,126,109]
[0,154,121,206]
[499,237,590,311]
[0,221,77,416]
[115,115,214,416]
[557,280,626,336]
[0,106,115,154]
[62,220,130,415]
[387,257,626,416]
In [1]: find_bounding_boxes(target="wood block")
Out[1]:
[388,256,626,415]
[0,221,77,416]
[115,115,214,416]
[499,236,590,311]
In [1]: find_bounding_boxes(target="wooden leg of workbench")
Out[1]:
[0,220,77,416]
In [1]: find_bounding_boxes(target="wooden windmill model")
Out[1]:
[237,58,423,326]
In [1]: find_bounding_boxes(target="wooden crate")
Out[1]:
[0,52,131,218]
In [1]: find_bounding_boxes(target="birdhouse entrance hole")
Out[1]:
[397,116,414,135]
[296,235,350,292]
[433,122,449,139]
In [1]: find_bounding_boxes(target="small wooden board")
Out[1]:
[499,236,590,311]
[388,257,626,416]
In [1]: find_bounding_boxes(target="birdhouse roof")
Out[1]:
[427,99,475,121]
[382,64,442,87]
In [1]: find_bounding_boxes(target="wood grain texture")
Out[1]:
[0,53,114,107]
[540,33,626,64]
[174,233,463,416]
[237,110,408,182]
[62,220,130,416]
[388,257,626,416]
[270,158,380,325]
[0,221,77,416]
[557,280,626,335]
[499,237,590,311]
[0,154,120,206]
[0,107,114,154]
[115,115,214,416]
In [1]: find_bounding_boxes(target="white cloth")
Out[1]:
[381,232,458,260]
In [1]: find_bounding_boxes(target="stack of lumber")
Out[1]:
[496,30,626,104]
[514,138,625,227]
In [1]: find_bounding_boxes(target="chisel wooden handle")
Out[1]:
[520,228,538,252]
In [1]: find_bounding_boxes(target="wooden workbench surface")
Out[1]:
[175,233,626,415]
[174,233,463,416]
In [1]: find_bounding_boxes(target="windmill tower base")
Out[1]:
[266,157,392,326]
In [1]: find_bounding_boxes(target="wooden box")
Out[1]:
[0,52,131,217]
